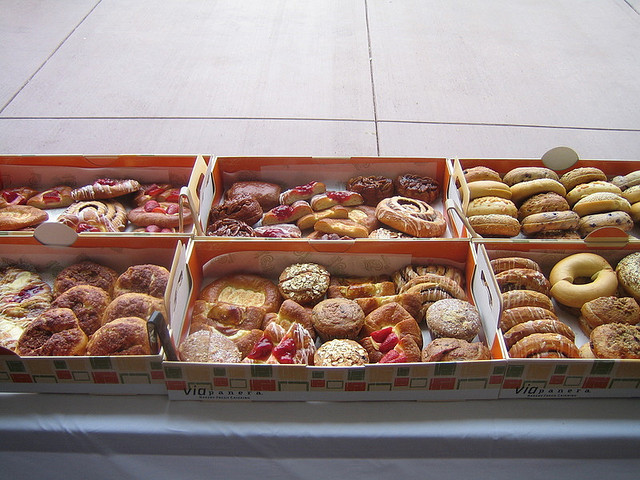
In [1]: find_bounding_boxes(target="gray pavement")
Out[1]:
[1,0,639,159]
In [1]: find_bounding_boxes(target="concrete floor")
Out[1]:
[1,0,639,159]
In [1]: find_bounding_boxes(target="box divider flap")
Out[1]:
[470,243,501,350]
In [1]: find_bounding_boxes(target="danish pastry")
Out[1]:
[134,183,181,206]
[26,186,74,209]
[16,307,87,356]
[207,218,257,237]
[129,201,193,228]
[58,200,127,232]
[53,261,118,298]
[279,181,326,205]
[71,178,141,201]
[51,284,111,336]
[113,264,170,299]
[310,191,364,211]
[346,175,394,206]
[254,223,302,238]
[262,200,313,225]
[375,196,446,238]
[0,205,48,230]
[200,274,282,313]
[394,174,440,203]
[86,316,152,356]
[0,187,38,207]
[101,292,166,326]
[208,197,262,227]
[225,181,281,210]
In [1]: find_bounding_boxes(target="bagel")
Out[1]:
[572,192,631,217]
[520,210,580,236]
[622,185,640,204]
[565,181,622,207]
[466,196,517,217]
[517,192,570,221]
[612,170,640,191]
[631,202,640,222]
[578,211,634,237]
[466,180,512,201]
[549,253,618,309]
[502,167,559,186]
[559,167,607,191]
[468,214,520,237]
[616,252,640,301]
[463,166,501,183]
[509,179,566,205]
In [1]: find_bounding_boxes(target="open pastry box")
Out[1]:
[476,241,640,399]
[162,239,506,402]
[186,155,468,239]
[0,154,198,239]
[446,156,640,241]
[0,235,185,394]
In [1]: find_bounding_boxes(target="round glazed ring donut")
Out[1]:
[520,210,580,235]
[375,196,446,237]
[508,332,579,358]
[549,253,618,309]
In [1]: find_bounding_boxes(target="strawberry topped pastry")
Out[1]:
[262,200,312,226]
[134,184,181,207]
[310,191,364,211]
[71,178,141,200]
[128,200,193,228]
[244,322,316,365]
[279,181,326,205]
[0,187,38,208]
[27,186,74,209]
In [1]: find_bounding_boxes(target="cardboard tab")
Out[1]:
[541,146,579,171]
[33,222,78,246]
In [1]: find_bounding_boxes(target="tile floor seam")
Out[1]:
[623,0,640,15]
[364,0,380,156]
[0,0,103,115]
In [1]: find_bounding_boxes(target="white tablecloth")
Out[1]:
[1,393,639,479]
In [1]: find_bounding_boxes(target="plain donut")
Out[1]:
[549,253,618,309]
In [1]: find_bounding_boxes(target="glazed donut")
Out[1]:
[394,174,440,203]
[375,196,446,238]
[509,179,566,205]
[508,332,579,358]
[466,180,512,201]
[549,253,618,309]
[501,289,554,311]
[572,192,631,217]
[616,252,640,301]
[0,205,48,230]
[622,185,640,204]
[495,268,551,295]
[463,166,501,183]
[71,178,141,201]
[517,192,570,221]
[491,257,541,274]
[468,214,520,237]
[86,316,152,356]
[499,306,558,332]
[502,167,559,186]
[16,307,88,356]
[578,211,634,237]
[502,319,575,350]
[559,167,607,191]
[520,210,580,236]
[466,196,517,217]
[565,181,622,206]
[346,175,394,206]
[612,170,640,191]
[200,274,282,313]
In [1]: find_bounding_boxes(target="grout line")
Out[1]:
[363,0,380,156]
[1,116,638,134]
[623,1,640,15]
[0,0,103,114]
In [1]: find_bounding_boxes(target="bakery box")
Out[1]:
[186,155,468,239]
[476,241,640,399]
[162,238,506,402]
[447,155,640,242]
[0,235,185,394]
[0,154,197,239]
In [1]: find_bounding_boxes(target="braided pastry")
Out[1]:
[375,196,446,237]
[58,200,127,232]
